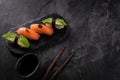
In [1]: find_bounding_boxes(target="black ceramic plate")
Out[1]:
[6,14,70,56]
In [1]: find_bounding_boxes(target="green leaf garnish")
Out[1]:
[42,18,53,24]
[17,35,30,48]
[2,32,17,42]
[55,18,67,26]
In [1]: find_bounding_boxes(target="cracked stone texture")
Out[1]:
[0,0,120,80]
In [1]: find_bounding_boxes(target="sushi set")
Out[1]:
[2,14,70,56]
[2,14,76,80]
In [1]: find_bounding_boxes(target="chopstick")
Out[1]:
[41,47,66,80]
[49,50,76,80]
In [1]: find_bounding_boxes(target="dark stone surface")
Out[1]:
[0,0,120,80]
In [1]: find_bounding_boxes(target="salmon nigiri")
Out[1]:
[30,24,54,36]
[16,27,40,40]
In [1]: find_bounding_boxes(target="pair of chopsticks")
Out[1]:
[41,47,79,80]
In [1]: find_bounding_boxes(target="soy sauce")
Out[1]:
[16,54,39,77]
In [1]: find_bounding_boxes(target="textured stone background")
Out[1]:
[0,0,120,80]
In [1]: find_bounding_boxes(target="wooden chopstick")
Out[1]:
[49,48,80,80]
[41,47,66,80]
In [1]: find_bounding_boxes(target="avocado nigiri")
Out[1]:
[2,32,30,48]
[55,18,67,29]
[42,18,67,29]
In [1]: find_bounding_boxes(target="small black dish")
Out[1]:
[15,53,39,77]
[7,13,70,56]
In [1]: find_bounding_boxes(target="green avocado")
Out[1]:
[17,35,30,48]
[2,32,17,42]
[55,18,67,26]
[42,18,53,24]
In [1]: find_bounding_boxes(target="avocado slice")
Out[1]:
[55,18,67,26]
[42,18,53,24]
[17,35,30,48]
[2,32,17,42]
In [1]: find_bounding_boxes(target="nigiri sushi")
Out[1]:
[30,24,54,36]
[16,27,40,40]
[42,18,67,29]
[55,18,67,29]
[42,18,53,24]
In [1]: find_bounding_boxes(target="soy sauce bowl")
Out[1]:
[15,53,39,78]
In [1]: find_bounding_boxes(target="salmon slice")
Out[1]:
[30,24,54,36]
[16,27,40,40]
